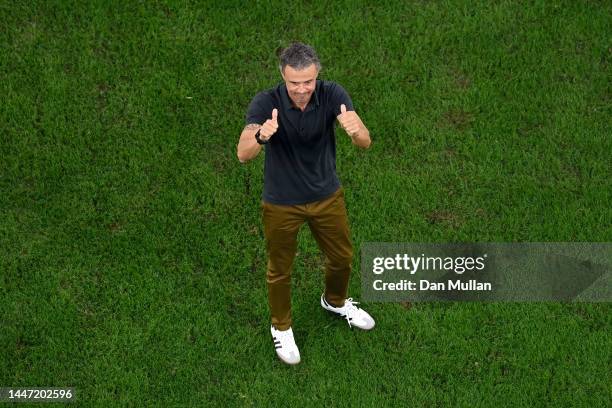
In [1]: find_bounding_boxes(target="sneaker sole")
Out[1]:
[276,353,301,365]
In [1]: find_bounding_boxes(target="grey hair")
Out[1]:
[278,42,322,73]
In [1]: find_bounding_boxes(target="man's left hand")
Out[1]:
[336,104,363,137]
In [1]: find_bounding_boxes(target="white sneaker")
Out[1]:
[320,294,375,330]
[270,325,301,365]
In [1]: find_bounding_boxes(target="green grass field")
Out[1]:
[1,0,611,406]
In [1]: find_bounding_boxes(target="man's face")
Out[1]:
[281,64,318,107]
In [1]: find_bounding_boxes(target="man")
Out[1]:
[237,42,375,365]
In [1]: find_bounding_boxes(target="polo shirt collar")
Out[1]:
[280,80,320,112]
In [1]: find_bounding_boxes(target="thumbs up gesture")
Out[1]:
[336,104,362,137]
[259,108,279,141]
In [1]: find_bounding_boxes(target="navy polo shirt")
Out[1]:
[245,79,354,205]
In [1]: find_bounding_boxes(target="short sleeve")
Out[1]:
[245,93,270,125]
[328,82,354,117]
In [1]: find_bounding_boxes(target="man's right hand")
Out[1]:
[259,108,278,141]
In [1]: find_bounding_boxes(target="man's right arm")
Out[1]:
[237,123,263,163]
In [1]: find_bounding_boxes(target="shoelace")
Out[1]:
[343,298,360,328]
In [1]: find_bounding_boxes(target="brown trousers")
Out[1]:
[262,187,353,330]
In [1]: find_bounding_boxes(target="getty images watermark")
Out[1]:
[361,243,612,302]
